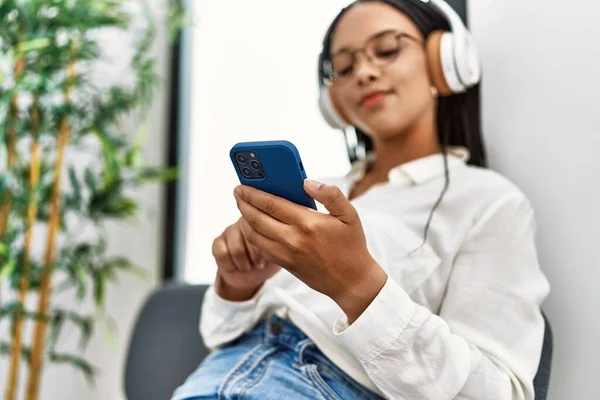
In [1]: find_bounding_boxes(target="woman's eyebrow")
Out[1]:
[331,29,399,55]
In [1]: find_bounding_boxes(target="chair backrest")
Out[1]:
[124,283,210,400]
[533,312,553,400]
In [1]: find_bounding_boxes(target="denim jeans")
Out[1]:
[171,313,385,400]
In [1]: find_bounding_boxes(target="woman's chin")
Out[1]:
[359,118,408,141]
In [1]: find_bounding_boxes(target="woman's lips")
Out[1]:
[360,91,392,108]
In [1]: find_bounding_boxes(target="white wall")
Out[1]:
[182,0,353,283]
[0,0,170,398]
[469,1,600,398]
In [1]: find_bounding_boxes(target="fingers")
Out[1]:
[241,218,287,268]
[235,191,292,243]
[239,220,265,268]
[303,180,358,224]
[224,224,254,272]
[234,185,304,224]
[211,236,237,273]
[212,222,262,273]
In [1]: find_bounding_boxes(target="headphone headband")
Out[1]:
[426,0,466,37]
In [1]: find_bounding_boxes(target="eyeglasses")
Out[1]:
[323,30,421,84]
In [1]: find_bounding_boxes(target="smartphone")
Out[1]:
[230,140,317,210]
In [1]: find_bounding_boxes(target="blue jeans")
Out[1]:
[171,313,385,400]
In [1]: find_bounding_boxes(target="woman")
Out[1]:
[172,0,550,399]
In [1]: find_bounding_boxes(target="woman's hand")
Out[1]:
[233,179,388,323]
[212,218,281,301]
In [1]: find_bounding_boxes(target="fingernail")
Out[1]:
[234,186,242,197]
[304,179,323,190]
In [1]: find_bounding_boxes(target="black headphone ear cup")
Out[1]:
[426,30,454,97]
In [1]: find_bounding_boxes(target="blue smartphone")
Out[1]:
[230,140,317,210]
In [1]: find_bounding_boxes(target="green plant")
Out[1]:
[0,0,185,398]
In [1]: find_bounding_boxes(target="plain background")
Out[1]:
[470,1,600,398]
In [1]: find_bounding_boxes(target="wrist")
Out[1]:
[333,261,388,325]
[215,274,263,302]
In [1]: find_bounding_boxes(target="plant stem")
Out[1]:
[26,60,75,400]
[2,56,25,400]
[5,97,41,400]
[0,57,24,237]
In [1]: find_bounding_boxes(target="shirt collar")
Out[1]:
[345,146,470,186]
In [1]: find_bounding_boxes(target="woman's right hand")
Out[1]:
[212,218,281,301]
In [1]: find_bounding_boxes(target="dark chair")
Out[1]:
[124,283,553,400]
[124,283,210,400]
[533,312,554,400]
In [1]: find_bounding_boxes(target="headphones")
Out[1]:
[318,0,482,130]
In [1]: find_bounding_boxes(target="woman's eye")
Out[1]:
[376,48,400,59]
[336,66,353,76]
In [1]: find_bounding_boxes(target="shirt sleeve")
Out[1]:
[199,283,266,350]
[333,194,550,400]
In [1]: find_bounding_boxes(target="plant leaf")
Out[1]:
[48,309,66,351]
[84,168,97,195]
[71,314,94,351]
[68,165,82,209]
[48,352,97,386]
[136,166,178,183]
[103,257,149,280]
[1,341,32,364]
[93,271,105,309]
[0,242,8,257]
[0,301,21,320]
[16,38,51,54]
[96,312,118,353]
[0,257,17,279]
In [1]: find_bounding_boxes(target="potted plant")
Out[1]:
[0,0,185,398]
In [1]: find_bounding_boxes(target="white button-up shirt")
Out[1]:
[199,148,550,399]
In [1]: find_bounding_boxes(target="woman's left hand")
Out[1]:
[233,179,388,323]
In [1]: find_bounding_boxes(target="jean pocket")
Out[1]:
[302,362,383,400]
[173,342,263,399]
[302,348,386,400]
[301,364,345,400]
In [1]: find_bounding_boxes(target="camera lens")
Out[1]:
[236,154,247,164]
[250,160,261,170]
[241,167,252,177]
[257,170,265,178]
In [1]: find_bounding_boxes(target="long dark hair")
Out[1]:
[318,0,487,168]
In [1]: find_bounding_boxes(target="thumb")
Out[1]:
[304,179,357,224]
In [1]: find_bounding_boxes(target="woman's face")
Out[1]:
[329,2,436,141]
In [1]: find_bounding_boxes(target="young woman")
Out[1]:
[172,1,550,399]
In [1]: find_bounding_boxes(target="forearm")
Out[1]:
[332,263,388,325]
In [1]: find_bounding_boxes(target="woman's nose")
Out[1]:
[353,53,380,86]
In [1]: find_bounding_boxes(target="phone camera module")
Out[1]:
[236,153,248,164]
[241,167,252,178]
[250,160,261,170]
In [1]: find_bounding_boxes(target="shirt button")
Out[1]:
[270,322,283,336]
